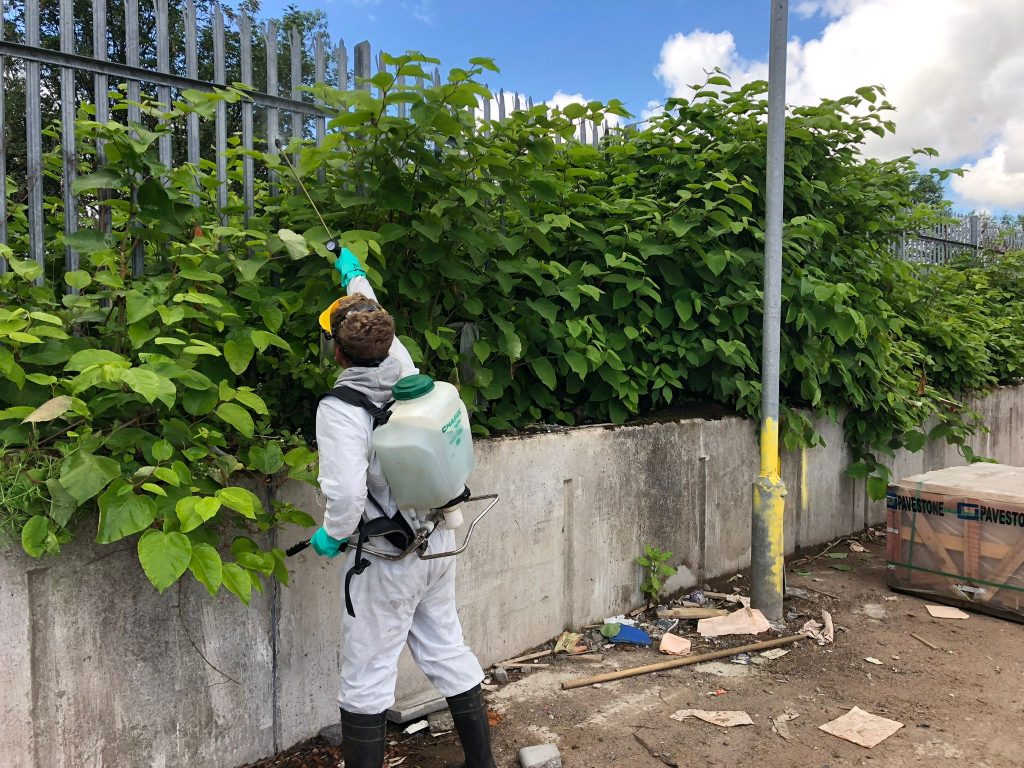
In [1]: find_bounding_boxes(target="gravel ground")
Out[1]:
[242,531,1024,767]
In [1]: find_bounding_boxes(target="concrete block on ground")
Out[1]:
[518,743,562,768]
[386,689,446,724]
[318,722,344,747]
[428,709,454,734]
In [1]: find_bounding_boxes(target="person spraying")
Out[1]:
[310,247,497,768]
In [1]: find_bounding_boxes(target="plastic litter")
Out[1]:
[609,625,652,646]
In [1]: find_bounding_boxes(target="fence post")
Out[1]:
[60,0,79,285]
[124,0,145,271]
[240,14,255,224]
[266,20,279,200]
[184,0,200,206]
[93,0,111,236]
[354,41,372,88]
[213,4,228,219]
[969,214,980,262]
[290,27,303,140]
[25,0,44,281]
[155,0,172,170]
[314,33,327,183]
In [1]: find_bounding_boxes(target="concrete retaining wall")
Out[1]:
[2,386,1021,767]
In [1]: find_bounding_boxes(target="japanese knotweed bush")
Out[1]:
[2,53,1019,600]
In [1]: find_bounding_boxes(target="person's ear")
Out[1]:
[333,342,347,367]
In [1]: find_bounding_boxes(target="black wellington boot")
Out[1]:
[339,708,388,768]
[445,684,497,768]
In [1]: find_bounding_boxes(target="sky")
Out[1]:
[262,0,1024,212]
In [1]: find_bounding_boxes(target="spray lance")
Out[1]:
[272,139,499,563]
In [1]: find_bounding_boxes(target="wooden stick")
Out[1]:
[566,653,604,662]
[910,632,939,650]
[802,585,840,600]
[497,649,554,666]
[658,607,729,619]
[704,591,744,601]
[633,732,678,767]
[562,635,804,690]
[503,663,551,669]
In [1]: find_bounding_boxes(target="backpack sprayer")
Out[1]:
[272,140,498,573]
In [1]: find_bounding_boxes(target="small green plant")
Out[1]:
[637,544,677,607]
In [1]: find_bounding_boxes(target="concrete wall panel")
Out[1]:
[3,387,1020,766]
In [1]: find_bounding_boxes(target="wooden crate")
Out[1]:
[886,464,1024,623]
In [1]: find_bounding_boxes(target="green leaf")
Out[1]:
[531,358,557,390]
[250,330,291,353]
[224,337,256,375]
[126,291,157,324]
[188,543,223,596]
[59,451,121,504]
[122,368,165,403]
[234,389,269,415]
[866,475,889,500]
[152,440,174,462]
[71,168,123,194]
[153,467,180,486]
[96,480,157,544]
[216,403,255,438]
[826,552,848,559]
[65,270,92,290]
[216,487,262,519]
[45,479,79,527]
[8,257,43,282]
[21,516,50,557]
[137,530,192,593]
[830,563,853,572]
[222,562,253,605]
[275,228,308,260]
[66,229,109,254]
[703,250,728,276]
[248,442,284,474]
[66,349,128,371]
[176,496,223,532]
[903,430,927,452]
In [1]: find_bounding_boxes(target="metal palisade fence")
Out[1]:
[899,212,1024,265]
[0,0,356,281]
[0,0,610,283]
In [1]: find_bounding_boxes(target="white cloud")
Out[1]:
[654,0,1024,209]
[656,30,767,95]
[952,120,1024,208]
[545,90,624,131]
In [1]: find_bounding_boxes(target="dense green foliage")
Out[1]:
[1,53,1021,599]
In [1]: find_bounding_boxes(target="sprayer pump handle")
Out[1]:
[286,539,311,557]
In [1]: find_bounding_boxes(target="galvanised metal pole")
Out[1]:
[751,0,789,621]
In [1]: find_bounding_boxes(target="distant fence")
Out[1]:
[898,213,1024,265]
[0,0,610,283]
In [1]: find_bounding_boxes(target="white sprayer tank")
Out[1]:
[372,374,475,519]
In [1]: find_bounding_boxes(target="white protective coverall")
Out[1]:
[315,274,484,715]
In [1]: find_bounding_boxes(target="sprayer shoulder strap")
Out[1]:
[320,385,394,429]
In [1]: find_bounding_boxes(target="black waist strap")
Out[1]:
[343,509,417,618]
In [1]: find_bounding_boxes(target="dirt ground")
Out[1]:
[246,531,1024,768]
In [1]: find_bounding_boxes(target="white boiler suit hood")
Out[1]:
[315,275,484,715]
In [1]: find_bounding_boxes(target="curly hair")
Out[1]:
[330,293,395,364]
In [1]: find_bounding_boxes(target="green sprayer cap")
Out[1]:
[392,374,435,401]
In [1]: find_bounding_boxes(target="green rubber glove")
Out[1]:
[310,526,346,558]
[334,247,367,290]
